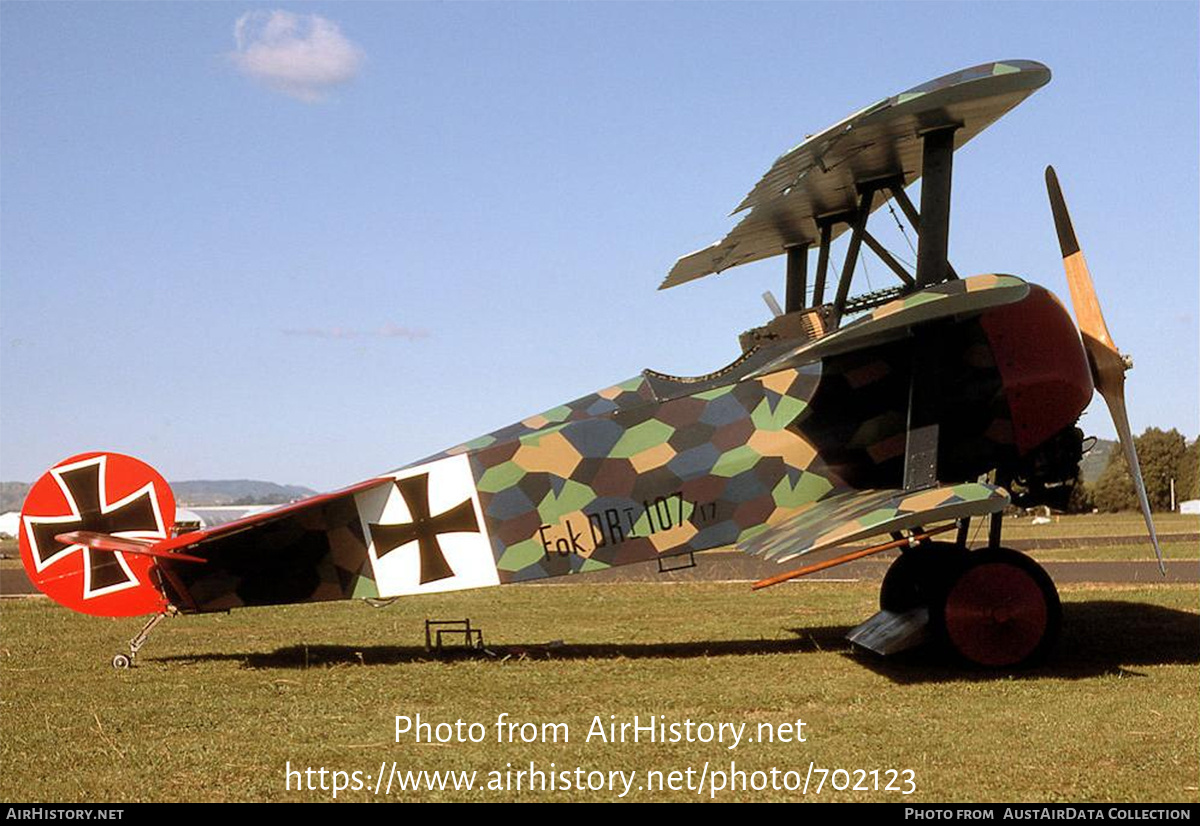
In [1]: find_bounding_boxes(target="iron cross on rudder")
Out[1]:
[24,459,163,596]
[368,473,480,584]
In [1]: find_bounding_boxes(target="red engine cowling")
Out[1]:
[980,284,1094,456]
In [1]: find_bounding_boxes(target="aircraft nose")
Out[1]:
[979,283,1093,455]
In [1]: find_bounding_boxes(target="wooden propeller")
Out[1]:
[1045,166,1164,574]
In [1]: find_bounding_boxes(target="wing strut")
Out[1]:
[773,122,965,330]
[831,189,875,326]
[784,243,810,313]
[902,330,942,491]
[861,231,916,287]
[812,221,833,305]
[914,125,959,287]
[886,182,960,280]
[812,150,961,329]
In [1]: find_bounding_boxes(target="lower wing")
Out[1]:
[738,482,1009,564]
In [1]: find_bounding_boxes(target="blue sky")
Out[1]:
[2,2,1197,490]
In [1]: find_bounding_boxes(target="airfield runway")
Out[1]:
[572,534,1200,585]
[0,534,1196,596]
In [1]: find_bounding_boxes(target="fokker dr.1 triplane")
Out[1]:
[20,60,1162,669]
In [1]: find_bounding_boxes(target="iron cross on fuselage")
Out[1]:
[367,473,480,584]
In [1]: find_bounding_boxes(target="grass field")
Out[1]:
[2,580,1196,803]
[1001,512,1199,540]
[1024,541,1197,563]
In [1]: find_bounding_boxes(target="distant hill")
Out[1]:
[165,480,317,506]
[1,479,316,512]
[1080,438,1117,485]
[0,482,30,514]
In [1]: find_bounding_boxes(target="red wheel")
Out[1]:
[936,548,1060,667]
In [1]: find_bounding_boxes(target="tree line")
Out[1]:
[1071,428,1199,513]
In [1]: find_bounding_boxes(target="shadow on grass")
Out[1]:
[851,600,1200,683]
[154,601,1197,680]
[156,627,852,668]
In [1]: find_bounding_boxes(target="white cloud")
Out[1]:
[230,10,364,102]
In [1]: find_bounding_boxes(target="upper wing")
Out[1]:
[662,61,1050,289]
[738,482,1008,564]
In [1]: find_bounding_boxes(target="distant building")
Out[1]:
[176,505,278,530]
[0,506,281,542]
[1180,500,1200,515]
[0,511,18,539]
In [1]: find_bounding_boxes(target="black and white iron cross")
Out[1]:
[368,473,480,585]
[25,458,163,597]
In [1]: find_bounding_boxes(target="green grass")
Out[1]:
[1,581,1196,803]
[1025,541,1198,563]
[1001,512,1198,540]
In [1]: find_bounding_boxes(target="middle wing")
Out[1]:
[738,482,1008,563]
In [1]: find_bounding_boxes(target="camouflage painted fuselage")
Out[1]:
[413,274,1087,584]
[164,275,1092,612]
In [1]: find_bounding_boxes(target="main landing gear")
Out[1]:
[852,519,1061,669]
